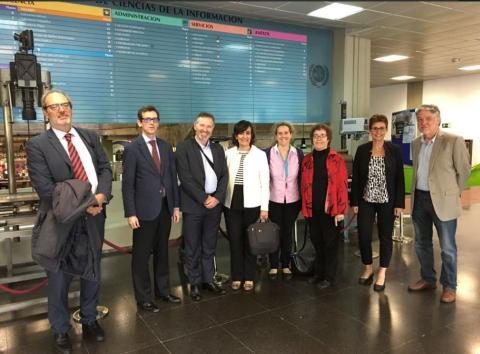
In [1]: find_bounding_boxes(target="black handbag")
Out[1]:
[247,218,280,255]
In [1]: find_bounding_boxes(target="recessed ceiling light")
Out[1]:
[391,75,416,81]
[459,65,480,71]
[374,55,409,62]
[308,3,364,20]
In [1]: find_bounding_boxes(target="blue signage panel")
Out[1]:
[0,1,331,123]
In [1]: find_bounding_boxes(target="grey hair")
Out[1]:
[41,89,72,109]
[416,104,441,121]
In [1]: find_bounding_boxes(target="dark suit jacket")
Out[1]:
[122,135,179,221]
[350,141,405,208]
[26,127,112,278]
[175,138,228,214]
[26,127,112,210]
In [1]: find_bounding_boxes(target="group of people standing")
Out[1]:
[121,104,471,308]
[121,108,400,303]
[26,89,470,354]
[121,107,351,307]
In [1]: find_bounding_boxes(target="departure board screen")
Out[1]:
[0,1,331,124]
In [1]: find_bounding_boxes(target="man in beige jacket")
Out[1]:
[408,104,470,303]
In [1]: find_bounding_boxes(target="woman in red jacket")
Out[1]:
[301,124,348,288]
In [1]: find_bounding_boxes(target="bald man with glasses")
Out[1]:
[408,104,470,303]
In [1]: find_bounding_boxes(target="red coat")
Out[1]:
[301,149,348,218]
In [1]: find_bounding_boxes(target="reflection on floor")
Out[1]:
[1,201,480,353]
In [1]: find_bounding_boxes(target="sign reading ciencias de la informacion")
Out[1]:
[0,1,331,123]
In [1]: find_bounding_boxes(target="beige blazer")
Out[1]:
[411,130,471,221]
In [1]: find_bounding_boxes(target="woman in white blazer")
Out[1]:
[224,120,270,291]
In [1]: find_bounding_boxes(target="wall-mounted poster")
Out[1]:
[391,109,416,165]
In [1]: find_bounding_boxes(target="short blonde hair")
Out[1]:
[273,122,294,135]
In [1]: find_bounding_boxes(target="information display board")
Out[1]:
[0,1,329,124]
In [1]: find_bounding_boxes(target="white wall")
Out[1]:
[423,74,480,165]
[370,83,407,140]
[370,76,480,165]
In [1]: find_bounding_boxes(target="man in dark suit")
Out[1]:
[122,106,181,313]
[26,90,112,354]
[176,112,228,301]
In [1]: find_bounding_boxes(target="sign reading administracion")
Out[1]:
[95,0,244,24]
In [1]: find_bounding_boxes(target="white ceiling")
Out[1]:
[160,1,480,87]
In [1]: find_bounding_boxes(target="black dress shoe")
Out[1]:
[203,282,226,295]
[54,333,72,354]
[307,276,322,284]
[190,285,202,301]
[358,273,374,286]
[373,281,386,292]
[137,302,160,313]
[82,321,105,342]
[317,280,331,289]
[158,294,181,304]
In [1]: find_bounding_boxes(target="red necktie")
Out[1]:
[64,133,88,182]
[149,140,161,171]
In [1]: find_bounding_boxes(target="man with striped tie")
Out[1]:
[26,90,112,354]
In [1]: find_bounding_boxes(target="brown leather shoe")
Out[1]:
[440,288,456,303]
[408,279,437,291]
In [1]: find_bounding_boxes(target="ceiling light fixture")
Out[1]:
[459,65,480,71]
[391,75,416,81]
[374,55,409,62]
[308,3,364,20]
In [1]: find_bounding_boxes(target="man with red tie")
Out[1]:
[122,106,181,314]
[26,90,112,354]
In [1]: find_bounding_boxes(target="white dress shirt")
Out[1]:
[142,133,161,161]
[195,136,218,194]
[52,127,98,194]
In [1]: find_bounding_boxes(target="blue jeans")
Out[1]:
[412,190,458,290]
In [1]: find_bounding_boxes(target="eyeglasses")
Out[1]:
[141,118,159,123]
[45,102,71,111]
[370,127,386,132]
[313,134,328,140]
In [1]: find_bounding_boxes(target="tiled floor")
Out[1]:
[1,200,480,353]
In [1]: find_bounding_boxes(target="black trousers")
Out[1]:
[224,206,260,281]
[357,199,395,268]
[132,200,172,303]
[182,204,223,286]
[268,200,301,269]
[308,210,339,282]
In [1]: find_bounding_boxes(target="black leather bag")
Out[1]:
[247,218,280,255]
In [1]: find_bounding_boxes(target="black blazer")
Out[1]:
[26,127,112,210]
[122,136,179,221]
[175,138,228,214]
[350,141,405,208]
